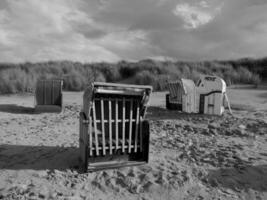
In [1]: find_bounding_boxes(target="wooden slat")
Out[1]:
[209,96,212,114]
[89,116,93,156]
[100,98,106,155]
[115,99,119,150]
[92,102,99,156]
[139,116,143,152]
[79,114,82,158]
[87,161,147,172]
[51,80,54,104]
[94,98,137,102]
[94,82,152,90]
[128,99,133,153]
[134,102,140,152]
[108,99,112,155]
[207,96,210,114]
[90,143,139,151]
[204,96,208,114]
[94,119,136,123]
[44,81,46,105]
[122,98,125,152]
[212,94,216,115]
[80,118,86,163]
[95,88,143,96]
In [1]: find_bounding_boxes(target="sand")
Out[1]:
[0,87,266,200]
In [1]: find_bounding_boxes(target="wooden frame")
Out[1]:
[79,82,152,172]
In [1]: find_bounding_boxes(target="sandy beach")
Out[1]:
[0,87,266,200]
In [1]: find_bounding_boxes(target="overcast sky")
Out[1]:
[0,0,266,62]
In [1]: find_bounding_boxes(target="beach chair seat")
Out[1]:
[79,82,152,172]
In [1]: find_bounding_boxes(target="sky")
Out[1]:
[0,0,267,63]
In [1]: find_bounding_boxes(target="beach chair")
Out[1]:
[79,82,152,172]
[196,75,232,115]
[166,81,183,110]
[35,79,63,113]
[166,79,197,113]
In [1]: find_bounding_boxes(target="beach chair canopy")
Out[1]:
[166,79,197,113]
[196,75,230,115]
[80,82,152,172]
[196,75,226,93]
[181,79,196,96]
[167,80,184,104]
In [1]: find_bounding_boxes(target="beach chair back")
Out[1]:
[167,81,183,104]
[80,82,152,172]
[35,79,63,107]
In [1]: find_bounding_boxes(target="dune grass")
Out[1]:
[0,59,263,94]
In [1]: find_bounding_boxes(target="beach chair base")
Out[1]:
[79,117,150,173]
[80,155,148,172]
[35,105,62,113]
[166,94,182,110]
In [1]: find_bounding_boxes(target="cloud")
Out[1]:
[0,0,119,62]
[0,0,266,62]
[173,2,219,29]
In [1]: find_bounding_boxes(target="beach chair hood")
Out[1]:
[82,82,152,117]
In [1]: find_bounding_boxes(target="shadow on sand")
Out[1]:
[0,104,62,114]
[146,106,221,120]
[0,144,79,170]
[0,104,35,114]
[207,165,267,192]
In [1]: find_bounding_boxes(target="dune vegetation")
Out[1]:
[0,58,266,94]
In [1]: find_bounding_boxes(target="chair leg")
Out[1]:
[78,157,88,173]
[79,140,88,173]
[166,94,170,110]
[79,112,89,173]
[142,120,150,162]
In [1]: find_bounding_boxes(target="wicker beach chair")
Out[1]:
[35,79,63,112]
[79,82,152,172]
[166,80,183,110]
[166,79,197,113]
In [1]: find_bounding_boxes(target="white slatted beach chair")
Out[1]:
[79,82,152,172]
[196,75,231,115]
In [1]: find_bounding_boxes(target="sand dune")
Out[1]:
[0,88,266,200]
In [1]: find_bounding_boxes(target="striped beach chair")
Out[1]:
[35,79,63,112]
[79,82,152,172]
[166,79,197,113]
[166,81,183,110]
